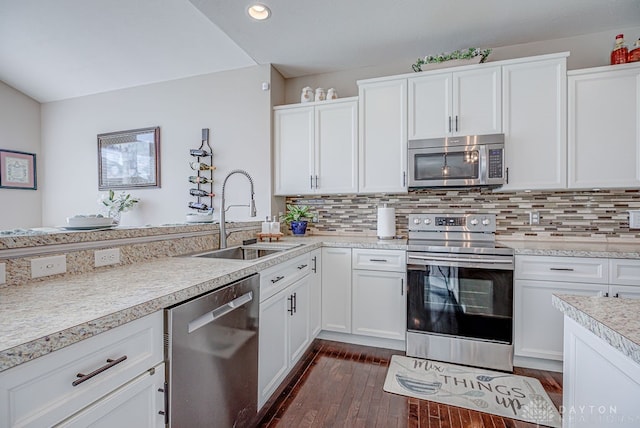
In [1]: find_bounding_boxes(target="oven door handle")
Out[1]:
[407,254,513,267]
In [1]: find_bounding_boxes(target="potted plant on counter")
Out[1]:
[281,204,311,236]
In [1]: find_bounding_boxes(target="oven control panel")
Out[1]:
[408,213,496,233]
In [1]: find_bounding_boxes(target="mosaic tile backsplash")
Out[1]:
[287,188,640,241]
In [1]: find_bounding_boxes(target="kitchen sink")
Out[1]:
[190,242,302,261]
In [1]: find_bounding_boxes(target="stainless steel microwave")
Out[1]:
[407,134,505,188]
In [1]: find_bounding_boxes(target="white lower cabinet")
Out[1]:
[258,252,316,410]
[321,247,352,333]
[514,279,606,361]
[309,249,322,338]
[351,249,406,341]
[0,311,164,428]
[352,269,406,341]
[57,363,165,428]
[563,316,640,427]
[515,255,640,368]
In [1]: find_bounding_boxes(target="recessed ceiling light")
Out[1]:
[247,4,271,21]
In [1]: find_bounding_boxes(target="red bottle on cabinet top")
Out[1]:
[629,39,640,63]
[611,34,628,65]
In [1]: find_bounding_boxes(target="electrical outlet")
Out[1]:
[95,248,120,267]
[529,211,540,225]
[31,255,66,279]
[0,263,6,285]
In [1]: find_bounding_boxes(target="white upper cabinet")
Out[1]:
[408,66,502,139]
[358,78,408,194]
[568,63,640,189]
[274,98,358,195]
[500,54,568,191]
[274,105,314,195]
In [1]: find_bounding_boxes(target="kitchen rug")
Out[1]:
[383,355,561,428]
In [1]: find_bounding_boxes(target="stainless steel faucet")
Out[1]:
[219,169,257,248]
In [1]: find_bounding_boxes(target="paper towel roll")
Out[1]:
[377,206,396,239]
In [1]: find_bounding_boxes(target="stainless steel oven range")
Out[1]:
[406,213,514,372]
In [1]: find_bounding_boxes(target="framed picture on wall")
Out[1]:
[0,149,37,190]
[97,126,160,190]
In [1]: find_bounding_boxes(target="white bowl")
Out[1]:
[66,215,115,227]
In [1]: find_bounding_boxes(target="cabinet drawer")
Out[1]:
[515,255,608,284]
[260,252,311,302]
[0,311,163,428]
[610,259,640,286]
[352,249,406,272]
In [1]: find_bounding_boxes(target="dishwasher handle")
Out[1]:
[187,291,253,334]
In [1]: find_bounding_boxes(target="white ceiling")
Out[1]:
[1,0,639,103]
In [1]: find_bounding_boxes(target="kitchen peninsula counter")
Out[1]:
[0,235,405,372]
[552,294,640,365]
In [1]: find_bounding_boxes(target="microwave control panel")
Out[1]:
[488,149,503,179]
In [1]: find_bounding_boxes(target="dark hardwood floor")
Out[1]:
[259,340,563,428]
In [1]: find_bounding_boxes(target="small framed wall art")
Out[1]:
[97,126,160,190]
[0,149,37,190]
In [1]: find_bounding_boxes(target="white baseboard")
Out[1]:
[317,330,406,351]
[514,355,563,372]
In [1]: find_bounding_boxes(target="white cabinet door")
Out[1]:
[408,66,501,139]
[453,67,502,136]
[568,64,640,189]
[514,279,607,361]
[358,79,407,193]
[608,285,640,299]
[258,289,289,409]
[315,100,358,194]
[321,247,352,333]
[274,106,314,195]
[408,72,450,139]
[501,56,567,191]
[309,249,322,338]
[563,317,640,428]
[288,275,311,366]
[58,363,165,428]
[352,270,406,340]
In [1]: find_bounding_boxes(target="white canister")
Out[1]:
[314,88,326,102]
[301,86,313,103]
[327,88,338,100]
[377,205,396,240]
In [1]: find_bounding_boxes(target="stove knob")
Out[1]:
[470,218,479,226]
[413,218,421,225]
[482,218,491,226]
[423,218,432,225]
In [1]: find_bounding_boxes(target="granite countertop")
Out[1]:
[0,236,405,372]
[501,239,640,259]
[552,294,640,365]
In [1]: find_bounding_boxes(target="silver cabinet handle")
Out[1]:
[403,171,407,187]
[401,277,404,296]
[315,175,319,188]
[187,291,253,333]
[369,258,388,262]
[312,256,317,273]
[506,167,509,184]
[73,355,127,386]
[287,294,294,315]
[310,175,313,189]
[549,267,575,272]
[448,116,452,133]
[297,264,308,270]
[271,275,285,283]
[455,115,459,132]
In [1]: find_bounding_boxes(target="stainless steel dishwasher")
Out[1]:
[165,273,259,427]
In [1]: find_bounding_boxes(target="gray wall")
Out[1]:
[283,25,640,104]
[0,81,41,229]
[40,65,275,227]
